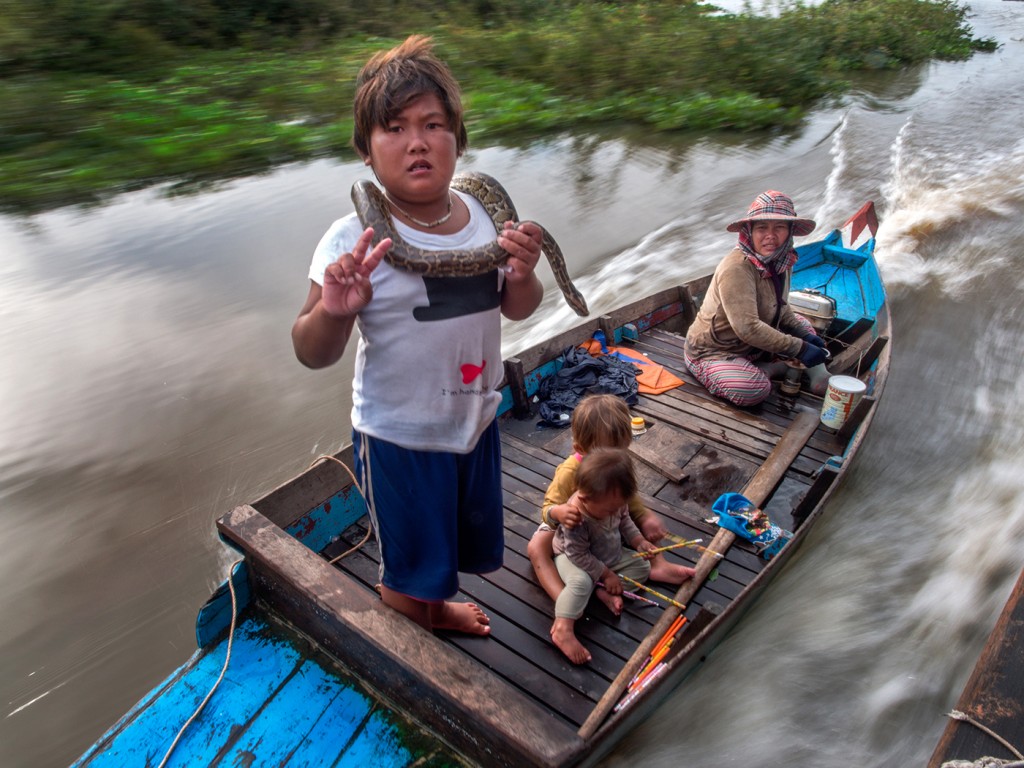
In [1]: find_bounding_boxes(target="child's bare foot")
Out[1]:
[595,587,624,616]
[650,558,696,585]
[431,601,491,636]
[551,618,591,664]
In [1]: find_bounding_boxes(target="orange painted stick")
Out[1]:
[651,615,686,658]
[627,614,686,690]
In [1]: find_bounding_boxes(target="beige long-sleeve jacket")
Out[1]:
[685,248,806,361]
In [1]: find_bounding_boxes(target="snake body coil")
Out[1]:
[351,172,589,316]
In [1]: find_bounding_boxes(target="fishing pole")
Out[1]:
[617,574,687,610]
[631,537,711,558]
[662,532,724,558]
[597,581,659,607]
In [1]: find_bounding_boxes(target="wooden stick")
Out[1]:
[578,408,821,739]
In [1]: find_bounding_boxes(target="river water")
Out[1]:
[3,2,1023,765]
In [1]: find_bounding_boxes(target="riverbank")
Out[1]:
[0,0,995,214]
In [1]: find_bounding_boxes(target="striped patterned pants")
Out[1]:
[685,316,817,407]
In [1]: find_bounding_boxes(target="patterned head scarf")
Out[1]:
[727,190,816,276]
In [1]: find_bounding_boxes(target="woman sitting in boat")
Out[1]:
[684,190,830,407]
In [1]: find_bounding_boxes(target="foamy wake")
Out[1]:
[876,116,1024,295]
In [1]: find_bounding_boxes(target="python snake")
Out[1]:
[351,171,589,316]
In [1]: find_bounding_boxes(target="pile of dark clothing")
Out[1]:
[536,344,640,428]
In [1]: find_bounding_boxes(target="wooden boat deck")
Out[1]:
[216,289,886,766]
[318,324,850,733]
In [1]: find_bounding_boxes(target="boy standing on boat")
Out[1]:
[291,36,544,635]
[551,448,657,664]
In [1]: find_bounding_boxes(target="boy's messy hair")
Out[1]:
[352,35,469,159]
[571,394,632,453]
[576,447,637,501]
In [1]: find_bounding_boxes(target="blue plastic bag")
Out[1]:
[711,492,792,560]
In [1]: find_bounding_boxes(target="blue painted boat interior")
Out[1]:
[73,613,456,768]
[793,230,884,325]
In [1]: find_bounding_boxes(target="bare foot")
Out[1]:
[650,560,696,585]
[551,618,591,664]
[595,587,624,616]
[431,601,492,636]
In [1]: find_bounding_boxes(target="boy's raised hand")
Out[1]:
[498,220,542,280]
[322,227,391,318]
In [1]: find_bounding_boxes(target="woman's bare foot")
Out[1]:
[650,556,696,585]
[595,587,624,616]
[431,601,491,636]
[551,618,591,664]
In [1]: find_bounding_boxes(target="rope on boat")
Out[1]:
[823,331,868,378]
[157,455,368,765]
[939,709,1024,767]
[157,558,243,768]
[308,454,373,564]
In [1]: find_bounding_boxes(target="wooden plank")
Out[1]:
[928,566,1024,767]
[253,447,356,530]
[628,422,698,483]
[836,395,875,442]
[322,523,643,710]
[640,389,833,472]
[635,331,846,455]
[828,325,880,377]
[791,464,839,530]
[657,443,761,514]
[504,357,531,419]
[578,408,821,739]
[831,316,872,346]
[854,334,889,374]
[501,430,570,468]
[218,505,588,768]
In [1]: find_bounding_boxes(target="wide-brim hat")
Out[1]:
[726,190,816,237]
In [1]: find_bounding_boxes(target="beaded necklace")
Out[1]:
[386,192,454,229]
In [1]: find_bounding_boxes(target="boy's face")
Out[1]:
[365,92,458,208]
[575,489,626,521]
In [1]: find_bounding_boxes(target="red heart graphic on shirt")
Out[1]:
[461,361,486,384]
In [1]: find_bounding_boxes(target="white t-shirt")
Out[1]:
[308,190,505,453]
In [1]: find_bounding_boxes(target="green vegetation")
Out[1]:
[0,0,997,213]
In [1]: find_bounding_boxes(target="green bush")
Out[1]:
[0,0,998,212]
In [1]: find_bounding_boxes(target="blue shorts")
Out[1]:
[352,420,504,601]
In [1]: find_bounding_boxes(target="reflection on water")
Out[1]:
[3,2,1024,765]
